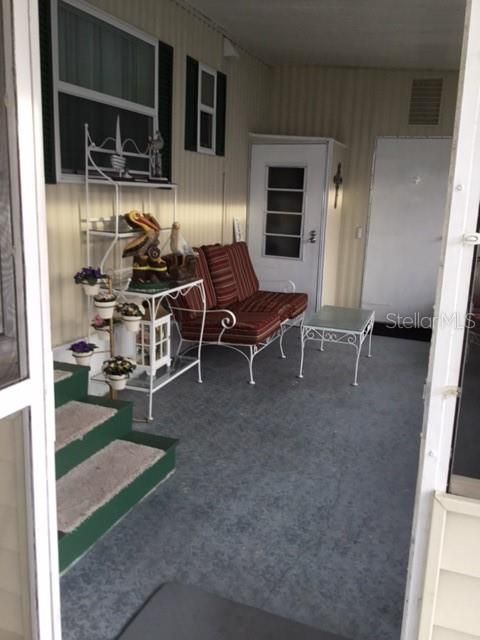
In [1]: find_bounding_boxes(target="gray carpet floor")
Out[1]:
[60,331,429,640]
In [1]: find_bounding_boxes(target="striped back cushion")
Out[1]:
[202,244,239,307]
[226,242,259,302]
[173,248,217,321]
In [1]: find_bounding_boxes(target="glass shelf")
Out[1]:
[125,355,198,393]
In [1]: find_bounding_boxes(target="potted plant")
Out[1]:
[93,290,118,319]
[90,314,111,333]
[74,267,105,296]
[68,340,98,366]
[117,302,145,332]
[102,356,136,390]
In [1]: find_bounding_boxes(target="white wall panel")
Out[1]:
[419,494,480,640]
[46,0,271,345]
[271,65,458,306]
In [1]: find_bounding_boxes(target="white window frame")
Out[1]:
[1,0,61,638]
[401,1,480,638]
[51,0,159,182]
[197,63,217,155]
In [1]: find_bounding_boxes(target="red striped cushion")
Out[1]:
[234,291,308,321]
[225,242,259,302]
[202,244,239,307]
[181,311,280,345]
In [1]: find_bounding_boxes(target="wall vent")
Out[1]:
[408,78,443,125]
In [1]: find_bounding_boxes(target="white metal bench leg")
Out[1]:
[248,346,256,385]
[298,325,306,379]
[279,326,287,359]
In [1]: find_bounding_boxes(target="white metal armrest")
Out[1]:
[259,279,296,293]
[169,306,238,329]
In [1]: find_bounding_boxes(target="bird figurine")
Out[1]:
[168,221,197,281]
[122,210,169,285]
[170,222,193,266]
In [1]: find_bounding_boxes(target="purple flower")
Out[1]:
[68,341,98,354]
[74,267,106,285]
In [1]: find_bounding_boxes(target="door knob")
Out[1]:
[308,230,317,243]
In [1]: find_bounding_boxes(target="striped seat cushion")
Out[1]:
[202,244,239,307]
[225,242,259,302]
[233,290,308,321]
[181,311,280,345]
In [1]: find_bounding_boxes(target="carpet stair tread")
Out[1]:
[53,361,89,407]
[55,395,133,479]
[54,369,72,383]
[57,439,165,533]
[55,400,117,451]
[57,431,178,572]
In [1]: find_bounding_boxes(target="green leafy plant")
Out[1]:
[94,291,117,303]
[116,302,145,317]
[102,356,136,377]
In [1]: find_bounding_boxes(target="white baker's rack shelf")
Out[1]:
[83,123,178,279]
[82,124,206,420]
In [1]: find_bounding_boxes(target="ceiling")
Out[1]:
[182,0,466,70]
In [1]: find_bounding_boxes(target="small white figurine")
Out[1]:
[148,130,165,179]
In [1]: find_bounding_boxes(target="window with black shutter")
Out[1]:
[39,0,173,183]
[184,56,226,156]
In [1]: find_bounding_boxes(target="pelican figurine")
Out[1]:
[122,210,168,283]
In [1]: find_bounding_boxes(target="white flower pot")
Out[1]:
[106,374,128,390]
[122,316,142,333]
[72,352,93,366]
[82,283,100,296]
[94,299,117,319]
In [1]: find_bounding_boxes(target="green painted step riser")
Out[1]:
[55,397,133,479]
[59,434,177,573]
[54,362,90,408]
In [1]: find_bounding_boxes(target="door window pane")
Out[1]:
[267,190,303,213]
[0,7,27,389]
[199,111,213,149]
[268,167,304,190]
[266,213,302,236]
[58,1,155,108]
[0,411,33,640]
[200,70,215,108]
[265,236,301,258]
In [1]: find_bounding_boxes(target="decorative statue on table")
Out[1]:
[147,130,165,181]
[167,221,197,282]
[122,210,170,289]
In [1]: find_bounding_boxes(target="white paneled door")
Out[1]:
[362,137,452,324]
[248,143,328,310]
[0,1,60,639]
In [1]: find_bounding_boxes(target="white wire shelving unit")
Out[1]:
[82,124,206,419]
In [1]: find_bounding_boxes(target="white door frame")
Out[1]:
[0,0,61,638]
[401,1,480,638]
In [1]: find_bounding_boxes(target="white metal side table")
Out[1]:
[299,306,375,386]
[115,279,206,421]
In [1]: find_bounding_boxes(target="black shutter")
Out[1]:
[184,56,199,151]
[215,71,226,157]
[157,41,173,182]
[38,0,56,183]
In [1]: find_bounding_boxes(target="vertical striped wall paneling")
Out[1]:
[45,0,459,344]
[271,65,459,307]
[45,0,272,345]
